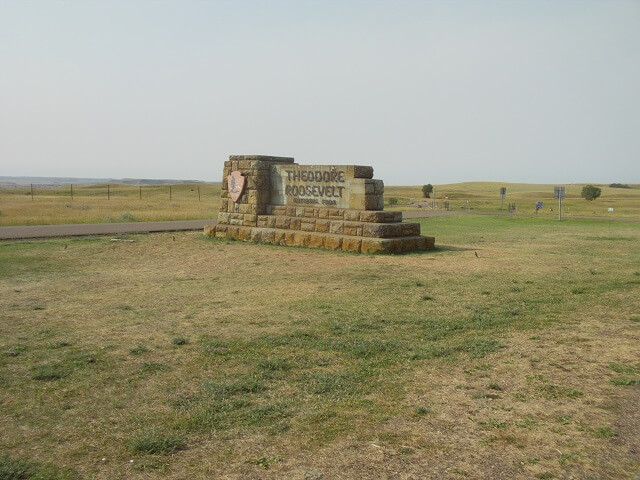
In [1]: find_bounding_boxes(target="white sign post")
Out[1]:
[554,186,566,220]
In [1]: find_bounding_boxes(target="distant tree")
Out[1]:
[422,184,433,198]
[387,197,399,206]
[581,185,602,201]
[609,183,630,189]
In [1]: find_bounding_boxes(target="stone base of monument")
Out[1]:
[204,155,435,254]
[205,207,434,253]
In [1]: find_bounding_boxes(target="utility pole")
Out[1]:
[30,184,34,201]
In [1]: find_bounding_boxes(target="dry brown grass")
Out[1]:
[385,181,640,218]
[1,215,639,479]
[0,183,221,226]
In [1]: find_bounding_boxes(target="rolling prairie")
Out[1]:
[1,182,637,227]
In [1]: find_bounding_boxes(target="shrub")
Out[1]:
[387,197,399,206]
[422,184,433,198]
[581,185,602,201]
[118,211,137,221]
[609,183,630,189]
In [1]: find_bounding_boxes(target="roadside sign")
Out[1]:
[499,187,506,210]
[536,201,543,210]
[554,186,565,220]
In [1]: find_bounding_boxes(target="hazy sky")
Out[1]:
[1,1,639,184]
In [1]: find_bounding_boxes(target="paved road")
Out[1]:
[0,219,217,240]
[1,210,637,240]
[401,209,639,222]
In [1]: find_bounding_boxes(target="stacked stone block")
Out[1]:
[206,155,435,253]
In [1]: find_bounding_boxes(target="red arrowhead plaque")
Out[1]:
[227,171,246,203]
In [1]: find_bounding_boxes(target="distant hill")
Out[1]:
[0,176,217,188]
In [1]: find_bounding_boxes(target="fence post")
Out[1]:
[139,185,142,200]
[31,184,34,201]
[169,185,172,200]
[198,186,201,202]
[107,184,110,200]
[70,184,73,200]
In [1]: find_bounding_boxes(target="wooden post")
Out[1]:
[70,184,73,200]
[169,185,172,200]
[31,184,34,201]
[139,185,142,200]
[198,186,201,202]
[107,184,110,200]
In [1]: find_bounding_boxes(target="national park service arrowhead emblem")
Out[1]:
[227,171,246,203]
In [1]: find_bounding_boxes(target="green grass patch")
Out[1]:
[128,429,186,455]
[0,453,78,480]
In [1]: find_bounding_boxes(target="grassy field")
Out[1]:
[1,215,639,479]
[1,181,638,227]
[385,182,640,218]
[0,183,221,226]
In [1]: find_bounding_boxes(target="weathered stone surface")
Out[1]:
[250,229,263,242]
[275,216,290,229]
[309,233,325,248]
[262,228,276,244]
[285,231,296,245]
[301,219,316,232]
[402,223,420,236]
[229,155,294,164]
[343,222,362,236]
[237,227,251,241]
[329,221,344,235]
[208,225,434,255]
[344,210,360,221]
[274,230,286,245]
[293,232,311,247]
[324,235,343,250]
[315,220,330,233]
[238,204,257,214]
[342,237,362,252]
[364,194,384,211]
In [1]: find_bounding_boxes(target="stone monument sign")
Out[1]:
[204,155,435,253]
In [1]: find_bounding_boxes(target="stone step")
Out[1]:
[251,214,420,238]
[264,205,403,223]
[205,224,435,254]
